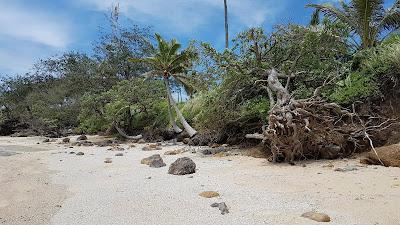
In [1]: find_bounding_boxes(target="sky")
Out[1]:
[0,0,395,75]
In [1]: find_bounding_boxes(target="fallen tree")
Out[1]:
[246,68,396,164]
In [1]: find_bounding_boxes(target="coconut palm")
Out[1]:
[130,34,198,137]
[307,0,400,49]
[224,0,229,48]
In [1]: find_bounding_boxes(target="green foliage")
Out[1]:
[2,3,399,140]
[78,78,168,134]
[308,0,400,49]
[329,71,378,104]
[239,98,269,122]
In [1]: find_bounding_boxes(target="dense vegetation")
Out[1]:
[1,0,400,160]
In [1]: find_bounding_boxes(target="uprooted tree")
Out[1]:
[246,68,394,164]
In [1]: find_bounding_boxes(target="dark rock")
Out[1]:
[69,151,75,154]
[168,157,196,175]
[149,158,166,168]
[109,146,124,151]
[182,138,190,145]
[199,147,226,156]
[320,144,341,159]
[176,132,190,142]
[115,153,124,156]
[62,137,70,143]
[95,139,114,147]
[104,158,112,163]
[76,152,84,156]
[45,131,60,138]
[77,135,87,141]
[334,165,357,172]
[43,138,50,143]
[211,202,229,215]
[80,141,94,146]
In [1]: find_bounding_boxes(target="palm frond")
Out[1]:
[310,9,320,26]
[307,3,358,31]
[378,0,400,31]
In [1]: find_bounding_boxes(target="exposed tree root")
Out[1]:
[247,69,396,164]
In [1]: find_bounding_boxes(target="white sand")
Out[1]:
[1,136,399,225]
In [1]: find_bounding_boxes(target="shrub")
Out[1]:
[329,71,378,104]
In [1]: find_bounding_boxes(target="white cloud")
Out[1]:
[78,0,284,32]
[0,2,71,75]
[0,2,71,48]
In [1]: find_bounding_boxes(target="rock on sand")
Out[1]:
[301,211,331,222]
[168,157,196,175]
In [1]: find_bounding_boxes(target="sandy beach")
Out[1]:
[0,136,399,225]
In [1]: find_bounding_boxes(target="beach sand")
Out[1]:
[0,136,399,225]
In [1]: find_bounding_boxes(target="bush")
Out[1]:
[329,71,378,104]
[78,78,169,134]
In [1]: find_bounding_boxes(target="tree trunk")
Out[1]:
[164,77,198,137]
[114,123,143,140]
[164,78,183,133]
[224,0,229,48]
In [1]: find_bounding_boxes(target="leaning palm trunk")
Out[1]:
[163,77,183,133]
[164,77,197,137]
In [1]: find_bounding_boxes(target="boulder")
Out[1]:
[137,139,146,144]
[77,135,87,141]
[182,138,190,145]
[76,152,84,156]
[360,144,400,167]
[168,157,196,175]
[104,158,112,163]
[141,154,163,166]
[176,131,190,142]
[301,212,331,222]
[95,139,113,147]
[62,137,70,143]
[149,158,166,168]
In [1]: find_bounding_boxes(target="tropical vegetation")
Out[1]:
[1,0,400,160]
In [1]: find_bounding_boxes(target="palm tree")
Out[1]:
[307,0,400,49]
[130,34,198,137]
[224,0,229,48]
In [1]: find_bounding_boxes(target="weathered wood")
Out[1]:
[115,125,142,140]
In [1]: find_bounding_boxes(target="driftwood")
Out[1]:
[247,68,393,164]
[106,121,142,140]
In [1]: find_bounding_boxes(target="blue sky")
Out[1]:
[0,0,395,75]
